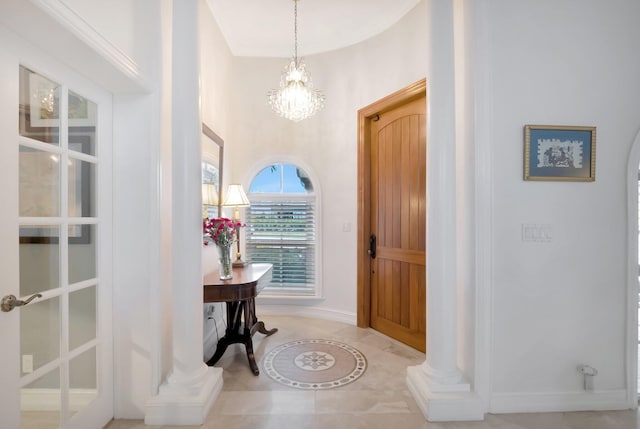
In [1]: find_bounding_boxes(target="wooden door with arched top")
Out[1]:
[358,80,426,352]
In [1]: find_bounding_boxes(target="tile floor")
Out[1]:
[105,315,639,429]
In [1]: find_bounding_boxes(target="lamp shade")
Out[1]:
[222,184,250,207]
[202,183,218,206]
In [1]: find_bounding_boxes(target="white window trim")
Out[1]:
[243,158,323,301]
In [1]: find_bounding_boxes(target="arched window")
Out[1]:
[246,163,318,295]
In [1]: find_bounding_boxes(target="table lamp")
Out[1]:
[202,183,218,218]
[222,184,250,267]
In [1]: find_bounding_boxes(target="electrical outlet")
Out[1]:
[207,304,215,319]
[22,354,33,373]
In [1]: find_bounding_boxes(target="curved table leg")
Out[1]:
[206,337,230,366]
[255,321,278,336]
[244,337,259,375]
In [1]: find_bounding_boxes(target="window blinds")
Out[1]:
[246,199,316,292]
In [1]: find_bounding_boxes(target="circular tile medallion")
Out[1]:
[262,339,367,390]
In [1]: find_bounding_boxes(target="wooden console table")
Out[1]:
[203,263,277,375]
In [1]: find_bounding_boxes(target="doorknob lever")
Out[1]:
[1,293,42,312]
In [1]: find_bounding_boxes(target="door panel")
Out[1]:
[370,96,426,352]
[0,32,112,429]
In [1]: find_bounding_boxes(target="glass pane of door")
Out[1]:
[20,368,60,429]
[69,225,96,285]
[20,296,60,375]
[19,66,60,146]
[69,286,96,350]
[67,158,95,219]
[19,225,60,296]
[19,147,60,218]
[68,91,96,156]
[69,348,97,417]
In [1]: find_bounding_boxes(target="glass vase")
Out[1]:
[217,242,233,280]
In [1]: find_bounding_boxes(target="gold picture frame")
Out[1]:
[524,125,596,181]
[202,123,224,218]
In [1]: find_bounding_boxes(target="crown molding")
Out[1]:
[30,0,146,90]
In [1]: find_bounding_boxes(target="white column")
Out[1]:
[145,0,223,424]
[423,0,462,385]
[406,0,483,421]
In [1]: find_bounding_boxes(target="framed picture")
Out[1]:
[524,125,596,181]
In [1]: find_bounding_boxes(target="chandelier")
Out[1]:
[267,0,325,122]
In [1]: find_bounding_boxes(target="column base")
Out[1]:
[407,364,484,422]
[145,366,223,425]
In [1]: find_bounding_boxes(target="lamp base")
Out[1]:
[232,259,248,268]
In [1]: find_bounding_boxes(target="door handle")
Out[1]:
[1,293,42,312]
[368,234,376,259]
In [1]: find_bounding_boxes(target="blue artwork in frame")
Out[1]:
[524,125,596,181]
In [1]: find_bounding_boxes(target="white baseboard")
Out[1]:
[256,304,357,325]
[490,389,630,414]
[406,365,485,421]
[21,388,97,411]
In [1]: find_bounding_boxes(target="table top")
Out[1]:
[203,263,272,302]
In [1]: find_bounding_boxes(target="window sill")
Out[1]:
[256,295,325,306]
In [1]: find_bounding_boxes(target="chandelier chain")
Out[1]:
[294,0,298,62]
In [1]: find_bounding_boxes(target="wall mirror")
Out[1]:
[201,123,224,218]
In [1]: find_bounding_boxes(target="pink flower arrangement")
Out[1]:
[203,217,243,247]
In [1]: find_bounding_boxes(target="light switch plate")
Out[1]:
[521,224,553,242]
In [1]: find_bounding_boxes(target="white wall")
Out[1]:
[487,0,640,408]
[228,0,428,320]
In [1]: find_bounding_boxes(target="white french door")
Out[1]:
[0,30,113,429]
